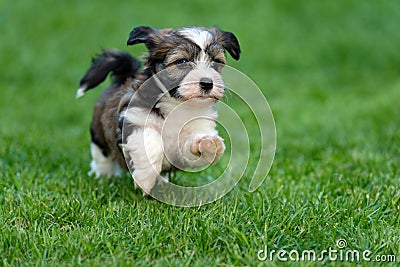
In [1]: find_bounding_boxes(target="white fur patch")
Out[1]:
[76,87,86,98]
[123,127,164,195]
[89,143,122,177]
[159,97,220,170]
[124,95,221,175]
[179,28,213,50]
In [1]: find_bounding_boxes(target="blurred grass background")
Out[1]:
[1,0,399,266]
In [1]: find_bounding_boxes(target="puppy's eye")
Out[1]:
[211,58,225,72]
[213,58,225,64]
[174,58,189,65]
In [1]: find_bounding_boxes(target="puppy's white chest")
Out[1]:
[161,104,217,145]
[159,101,218,167]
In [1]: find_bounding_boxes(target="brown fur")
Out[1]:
[91,79,134,169]
[79,26,241,176]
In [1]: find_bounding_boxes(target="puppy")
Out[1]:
[77,26,241,195]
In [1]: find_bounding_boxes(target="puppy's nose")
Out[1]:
[199,77,213,91]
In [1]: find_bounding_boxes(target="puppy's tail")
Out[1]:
[76,49,141,98]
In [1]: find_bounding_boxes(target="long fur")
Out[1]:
[77,50,141,98]
[77,26,241,195]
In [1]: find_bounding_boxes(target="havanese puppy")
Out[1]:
[77,26,241,195]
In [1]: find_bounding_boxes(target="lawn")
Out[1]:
[1,0,399,266]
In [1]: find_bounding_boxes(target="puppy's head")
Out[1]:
[127,26,241,102]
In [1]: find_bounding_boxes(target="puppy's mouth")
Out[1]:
[188,96,220,105]
[170,81,225,101]
[176,91,222,102]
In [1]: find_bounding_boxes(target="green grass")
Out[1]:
[1,0,399,266]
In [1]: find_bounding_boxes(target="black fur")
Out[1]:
[215,29,241,60]
[79,50,141,93]
[90,122,110,157]
[127,26,154,46]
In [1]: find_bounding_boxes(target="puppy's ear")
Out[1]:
[127,26,154,46]
[213,28,241,60]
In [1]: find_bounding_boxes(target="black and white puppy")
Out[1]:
[77,26,241,195]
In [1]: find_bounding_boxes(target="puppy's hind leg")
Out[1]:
[89,143,122,177]
[123,128,164,195]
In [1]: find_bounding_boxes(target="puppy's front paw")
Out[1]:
[190,136,225,164]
